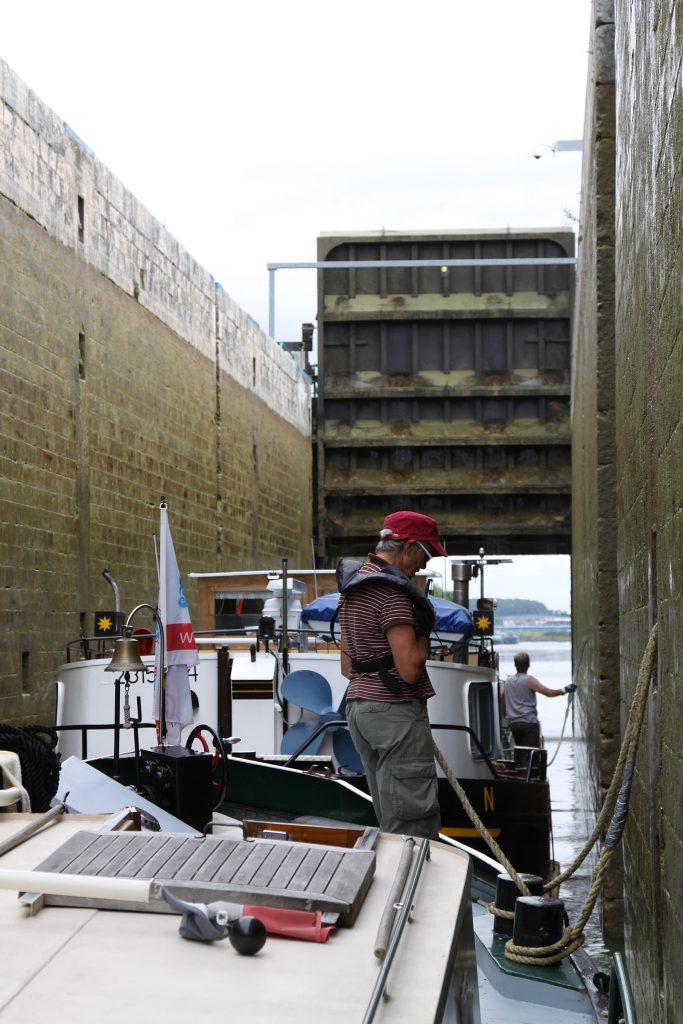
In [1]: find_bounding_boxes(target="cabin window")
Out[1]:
[215,591,268,632]
[467,682,495,760]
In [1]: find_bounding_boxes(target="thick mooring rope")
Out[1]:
[432,741,531,898]
[435,624,658,964]
[504,623,658,965]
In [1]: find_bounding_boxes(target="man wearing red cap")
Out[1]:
[337,510,446,838]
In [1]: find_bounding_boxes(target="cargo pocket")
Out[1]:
[389,759,439,822]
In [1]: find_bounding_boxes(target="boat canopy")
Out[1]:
[301,594,474,643]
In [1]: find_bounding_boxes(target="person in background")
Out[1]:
[337,510,446,838]
[501,650,577,748]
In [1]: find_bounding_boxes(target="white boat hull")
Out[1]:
[55,648,501,782]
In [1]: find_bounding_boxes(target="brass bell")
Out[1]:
[105,635,147,674]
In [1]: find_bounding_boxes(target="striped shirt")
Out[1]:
[339,556,435,703]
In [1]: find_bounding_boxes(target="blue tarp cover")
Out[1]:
[301,593,473,640]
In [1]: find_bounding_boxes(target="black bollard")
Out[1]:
[493,872,544,936]
[512,895,565,949]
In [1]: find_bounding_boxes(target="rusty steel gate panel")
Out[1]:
[315,229,574,559]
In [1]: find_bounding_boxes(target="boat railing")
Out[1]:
[282,720,502,779]
[65,635,121,662]
[521,746,546,783]
[362,838,431,1023]
[430,723,500,779]
[608,952,637,1024]
[55,720,155,769]
[66,628,251,662]
[281,719,349,769]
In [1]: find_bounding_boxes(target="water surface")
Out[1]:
[498,640,611,970]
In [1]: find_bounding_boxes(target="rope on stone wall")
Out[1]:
[435,624,658,964]
[0,724,61,812]
[504,623,658,965]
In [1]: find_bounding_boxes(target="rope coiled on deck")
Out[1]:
[0,724,61,812]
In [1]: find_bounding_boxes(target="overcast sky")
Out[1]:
[2,0,586,611]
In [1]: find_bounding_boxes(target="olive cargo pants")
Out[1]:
[346,699,441,838]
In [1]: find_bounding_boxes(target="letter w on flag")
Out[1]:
[154,501,199,742]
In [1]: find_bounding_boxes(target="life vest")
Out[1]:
[334,559,435,694]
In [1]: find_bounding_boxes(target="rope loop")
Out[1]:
[504,927,586,965]
[436,623,658,964]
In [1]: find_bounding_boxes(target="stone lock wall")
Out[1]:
[575,2,683,1020]
[0,60,311,726]
[570,0,624,945]
[613,1,683,1019]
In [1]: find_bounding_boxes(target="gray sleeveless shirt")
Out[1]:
[504,672,538,723]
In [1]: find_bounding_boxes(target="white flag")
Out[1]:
[154,502,199,742]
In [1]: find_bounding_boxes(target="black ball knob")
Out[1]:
[228,916,267,956]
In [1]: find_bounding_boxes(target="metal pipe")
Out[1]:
[268,267,276,337]
[282,720,348,768]
[374,838,415,960]
[266,257,576,339]
[451,561,472,609]
[124,603,166,744]
[267,257,576,270]
[113,675,122,778]
[281,559,289,676]
[102,568,120,613]
[363,839,431,1023]
[0,802,66,858]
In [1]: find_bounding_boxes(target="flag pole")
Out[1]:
[158,496,168,746]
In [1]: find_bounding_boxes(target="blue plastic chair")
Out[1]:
[280,670,340,756]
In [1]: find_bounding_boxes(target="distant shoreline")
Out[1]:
[496,631,571,643]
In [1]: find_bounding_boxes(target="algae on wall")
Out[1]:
[573,1,683,1020]
[0,61,312,725]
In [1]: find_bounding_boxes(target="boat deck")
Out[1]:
[0,814,475,1024]
[472,904,601,1022]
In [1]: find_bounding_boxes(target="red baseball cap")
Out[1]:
[380,510,447,558]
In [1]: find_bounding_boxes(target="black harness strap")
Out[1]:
[331,580,403,695]
[350,651,401,694]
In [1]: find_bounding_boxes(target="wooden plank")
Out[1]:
[74,834,140,876]
[30,830,375,924]
[192,839,252,882]
[227,843,278,886]
[268,844,308,889]
[306,850,343,892]
[94,833,143,876]
[32,831,102,873]
[243,819,371,849]
[288,847,326,890]
[246,843,291,887]
[171,838,230,880]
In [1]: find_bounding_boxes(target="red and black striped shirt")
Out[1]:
[339,556,435,703]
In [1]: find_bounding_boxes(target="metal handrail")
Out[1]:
[608,952,638,1024]
[55,720,156,760]
[430,722,499,779]
[362,839,431,1023]
[282,719,348,768]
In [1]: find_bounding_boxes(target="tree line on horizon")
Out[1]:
[431,590,569,617]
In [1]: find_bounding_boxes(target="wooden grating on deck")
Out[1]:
[29,830,376,924]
